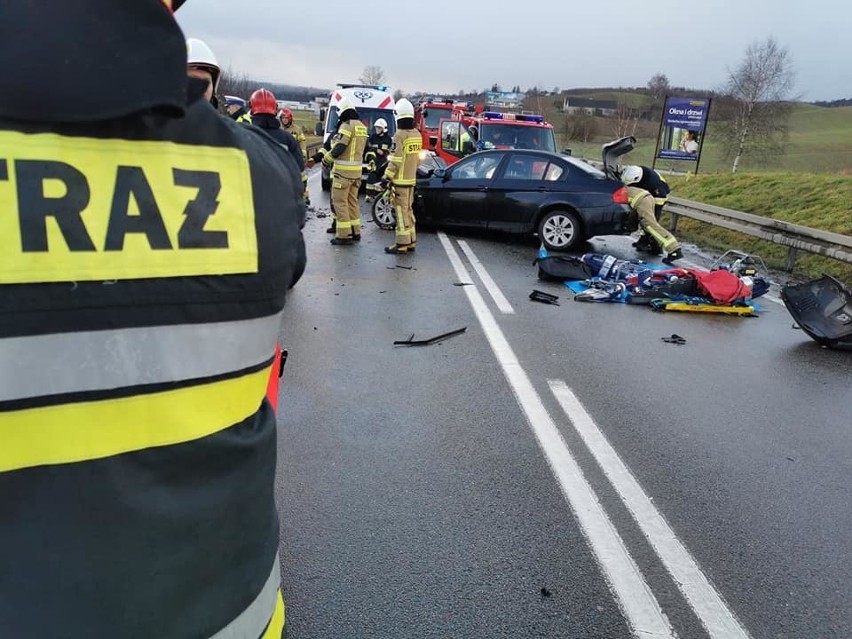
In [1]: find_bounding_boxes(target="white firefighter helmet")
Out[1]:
[394,98,414,120]
[375,118,388,131]
[621,165,643,185]
[186,38,221,91]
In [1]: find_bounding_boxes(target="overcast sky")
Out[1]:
[176,0,847,102]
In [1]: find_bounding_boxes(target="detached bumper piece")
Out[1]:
[782,275,852,349]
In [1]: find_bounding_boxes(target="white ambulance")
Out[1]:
[315,83,396,191]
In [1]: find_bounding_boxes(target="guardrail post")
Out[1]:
[785,247,798,272]
[669,212,679,233]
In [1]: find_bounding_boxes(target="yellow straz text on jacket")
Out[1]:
[0,131,258,284]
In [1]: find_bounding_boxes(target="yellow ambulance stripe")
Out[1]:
[0,365,271,473]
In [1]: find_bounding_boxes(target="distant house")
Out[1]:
[562,97,618,117]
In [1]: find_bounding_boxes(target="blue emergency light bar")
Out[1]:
[481,111,545,123]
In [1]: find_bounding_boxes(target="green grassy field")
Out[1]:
[665,172,852,284]
[551,102,852,174]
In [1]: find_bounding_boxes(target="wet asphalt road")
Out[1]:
[273,171,852,639]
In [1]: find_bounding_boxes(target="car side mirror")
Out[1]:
[314,122,323,136]
[562,148,573,156]
[433,168,447,180]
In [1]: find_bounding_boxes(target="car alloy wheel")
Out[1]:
[371,192,396,230]
[540,210,581,250]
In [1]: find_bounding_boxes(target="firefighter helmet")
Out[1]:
[279,107,293,124]
[375,118,388,131]
[621,165,643,185]
[250,88,277,115]
[186,39,221,92]
[337,98,358,120]
[394,98,414,120]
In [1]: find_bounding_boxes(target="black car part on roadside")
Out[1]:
[781,275,852,349]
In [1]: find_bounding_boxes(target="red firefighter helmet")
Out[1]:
[250,88,277,115]
[279,107,293,124]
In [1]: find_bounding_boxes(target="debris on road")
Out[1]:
[453,282,473,287]
[529,290,560,305]
[393,327,467,347]
[661,334,687,345]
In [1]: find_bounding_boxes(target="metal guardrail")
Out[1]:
[664,196,852,271]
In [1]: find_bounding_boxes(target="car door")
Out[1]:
[427,152,506,229]
[486,153,561,233]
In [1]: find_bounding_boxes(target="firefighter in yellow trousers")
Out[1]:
[382,98,422,254]
[0,2,305,637]
[626,186,683,265]
[307,99,367,244]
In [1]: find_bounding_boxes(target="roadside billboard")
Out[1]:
[656,96,710,163]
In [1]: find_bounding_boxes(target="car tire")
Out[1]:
[371,191,395,230]
[538,209,583,251]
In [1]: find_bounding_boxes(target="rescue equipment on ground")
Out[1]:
[536,248,769,315]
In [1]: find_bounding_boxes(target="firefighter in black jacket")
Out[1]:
[0,1,305,636]
[364,118,393,202]
[621,165,671,255]
[249,88,306,173]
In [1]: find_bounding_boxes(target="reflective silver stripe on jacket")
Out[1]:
[0,312,282,401]
[209,554,281,639]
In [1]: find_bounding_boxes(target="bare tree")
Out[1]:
[719,36,796,173]
[647,73,670,104]
[218,64,255,101]
[563,110,597,144]
[611,100,640,138]
[359,65,386,86]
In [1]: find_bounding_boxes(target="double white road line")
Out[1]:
[439,233,751,639]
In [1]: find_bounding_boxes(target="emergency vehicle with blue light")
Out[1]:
[434,110,558,166]
[315,83,396,191]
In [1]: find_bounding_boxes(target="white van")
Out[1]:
[315,83,396,191]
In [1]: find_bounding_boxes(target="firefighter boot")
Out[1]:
[384,243,414,254]
[330,236,353,246]
[662,248,683,265]
[326,219,336,234]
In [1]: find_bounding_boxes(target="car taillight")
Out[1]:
[612,186,629,204]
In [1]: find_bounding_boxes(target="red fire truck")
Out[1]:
[414,97,469,152]
[433,110,558,165]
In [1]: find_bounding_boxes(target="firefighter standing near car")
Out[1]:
[279,107,310,206]
[364,118,393,202]
[306,99,368,244]
[621,165,671,255]
[382,98,422,254]
[0,2,306,638]
[626,186,683,265]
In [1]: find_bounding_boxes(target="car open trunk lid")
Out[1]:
[601,136,636,180]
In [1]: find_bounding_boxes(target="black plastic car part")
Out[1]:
[781,275,852,349]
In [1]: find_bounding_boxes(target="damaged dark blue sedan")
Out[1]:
[411,149,637,250]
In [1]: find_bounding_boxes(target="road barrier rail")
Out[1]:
[664,196,852,271]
